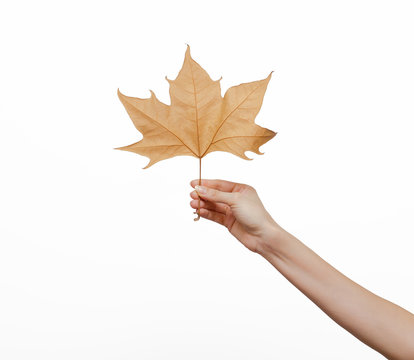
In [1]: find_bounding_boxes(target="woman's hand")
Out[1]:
[189,179,281,254]
[191,180,414,360]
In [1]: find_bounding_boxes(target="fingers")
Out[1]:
[197,208,226,226]
[194,184,240,206]
[189,186,231,226]
[189,179,238,192]
[189,195,229,215]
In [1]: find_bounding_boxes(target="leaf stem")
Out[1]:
[193,157,201,221]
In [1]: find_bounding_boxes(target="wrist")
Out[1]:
[256,220,290,259]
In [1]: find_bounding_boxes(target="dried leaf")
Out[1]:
[116,45,277,220]
[116,45,276,168]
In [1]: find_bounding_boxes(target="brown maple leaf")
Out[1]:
[116,45,277,220]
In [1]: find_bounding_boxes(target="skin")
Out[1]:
[189,179,414,360]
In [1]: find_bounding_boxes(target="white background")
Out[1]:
[1,0,413,359]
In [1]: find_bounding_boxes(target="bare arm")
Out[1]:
[190,179,414,360]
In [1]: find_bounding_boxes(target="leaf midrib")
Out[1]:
[123,95,197,157]
[211,133,275,145]
[201,82,264,157]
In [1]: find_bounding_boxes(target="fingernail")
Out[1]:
[195,185,207,194]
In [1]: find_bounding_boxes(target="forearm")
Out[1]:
[258,226,414,360]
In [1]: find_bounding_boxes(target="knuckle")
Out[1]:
[233,192,242,202]
[209,188,218,198]
[246,184,256,192]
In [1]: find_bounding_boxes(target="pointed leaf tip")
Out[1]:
[185,45,192,58]
[142,160,153,169]
[117,88,125,100]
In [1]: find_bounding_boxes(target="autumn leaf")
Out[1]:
[116,45,277,220]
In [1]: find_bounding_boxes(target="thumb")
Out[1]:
[195,185,239,206]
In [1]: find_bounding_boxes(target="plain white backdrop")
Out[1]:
[1,0,413,359]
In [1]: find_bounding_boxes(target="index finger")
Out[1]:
[190,179,238,192]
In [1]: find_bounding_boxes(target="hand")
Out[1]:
[189,179,281,254]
